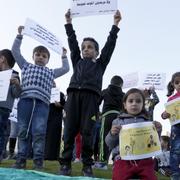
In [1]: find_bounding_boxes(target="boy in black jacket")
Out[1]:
[59,9,122,177]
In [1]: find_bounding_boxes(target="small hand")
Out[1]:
[10,78,20,85]
[18,26,24,35]
[62,47,67,57]
[65,9,72,24]
[114,10,122,26]
[110,125,121,135]
[162,111,171,119]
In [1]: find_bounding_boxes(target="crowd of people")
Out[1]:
[0,8,180,180]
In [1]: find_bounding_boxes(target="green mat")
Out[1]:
[0,168,108,180]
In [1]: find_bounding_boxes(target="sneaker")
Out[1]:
[33,159,44,170]
[59,164,72,176]
[6,153,17,160]
[73,158,81,163]
[82,165,94,177]
[92,162,108,170]
[11,159,26,169]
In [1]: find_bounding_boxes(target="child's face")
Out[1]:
[33,51,49,66]
[173,76,180,92]
[81,41,98,59]
[124,93,144,115]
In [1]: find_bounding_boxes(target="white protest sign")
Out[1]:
[23,18,62,54]
[71,0,117,17]
[9,99,18,122]
[122,72,139,89]
[50,87,60,103]
[139,72,166,90]
[0,70,12,101]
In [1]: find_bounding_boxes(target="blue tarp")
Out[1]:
[0,168,109,180]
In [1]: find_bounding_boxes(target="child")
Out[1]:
[154,135,172,177]
[59,9,122,177]
[105,88,162,180]
[11,26,69,170]
[0,49,21,162]
[94,75,125,169]
[161,72,180,180]
[143,86,159,121]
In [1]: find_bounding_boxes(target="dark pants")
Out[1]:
[60,90,99,166]
[0,108,10,156]
[99,112,119,162]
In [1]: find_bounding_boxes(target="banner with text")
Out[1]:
[23,18,62,54]
[119,122,161,160]
[71,0,117,17]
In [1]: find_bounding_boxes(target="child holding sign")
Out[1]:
[0,49,21,163]
[11,26,69,170]
[105,88,162,180]
[161,72,180,180]
[59,9,121,177]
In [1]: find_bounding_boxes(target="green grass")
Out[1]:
[0,160,170,179]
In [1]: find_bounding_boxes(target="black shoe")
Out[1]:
[59,164,72,176]
[11,159,26,169]
[82,165,94,177]
[33,159,43,170]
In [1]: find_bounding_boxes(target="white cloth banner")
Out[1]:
[23,18,62,54]
[71,0,117,17]
[0,70,12,101]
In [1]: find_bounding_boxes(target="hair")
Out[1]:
[161,135,170,150]
[33,45,50,59]
[82,37,99,53]
[110,75,123,87]
[0,49,15,68]
[122,88,148,117]
[167,72,180,97]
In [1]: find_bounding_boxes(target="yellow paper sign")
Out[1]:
[119,122,161,160]
[165,97,180,126]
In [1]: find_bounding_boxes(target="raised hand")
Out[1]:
[18,26,24,35]
[114,10,122,26]
[65,9,72,24]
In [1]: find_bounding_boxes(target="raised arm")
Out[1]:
[99,10,122,70]
[64,9,81,67]
[54,47,70,78]
[11,26,27,69]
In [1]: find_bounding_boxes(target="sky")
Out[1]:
[0,0,180,135]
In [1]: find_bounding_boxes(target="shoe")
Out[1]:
[92,162,108,170]
[33,159,44,170]
[11,159,26,169]
[73,158,81,163]
[6,153,17,160]
[59,164,72,176]
[82,165,94,177]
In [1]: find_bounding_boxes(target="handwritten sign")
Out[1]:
[122,72,139,89]
[0,70,12,101]
[23,18,62,54]
[119,122,161,160]
[71,0,117,17]
[165,97,180,126]
[50,87,60,103]
[139,72,166,90]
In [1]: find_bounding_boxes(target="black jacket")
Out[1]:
[65,24,120,96]
[100,84,125,113]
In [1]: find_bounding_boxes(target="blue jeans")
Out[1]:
[17,98,49,161]
[170,125,180,179]
[0,108,10,156]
